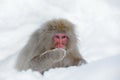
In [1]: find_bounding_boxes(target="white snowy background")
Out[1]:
[0,0,120,80]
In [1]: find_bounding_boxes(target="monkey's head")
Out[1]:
[36,19,78,52]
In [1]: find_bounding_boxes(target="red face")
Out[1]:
[53,33,68,49]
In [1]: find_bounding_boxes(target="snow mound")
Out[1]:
[0,54,120,80]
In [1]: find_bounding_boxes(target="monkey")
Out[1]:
[15,19,87,74]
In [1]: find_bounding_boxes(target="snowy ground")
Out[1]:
[0,0,120,80]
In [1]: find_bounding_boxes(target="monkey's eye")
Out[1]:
[55,35,59,38]
[62,36,67,39]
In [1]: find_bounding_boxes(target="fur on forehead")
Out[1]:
[42,19,75,33]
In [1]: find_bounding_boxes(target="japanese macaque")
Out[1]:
[15,19,86,74]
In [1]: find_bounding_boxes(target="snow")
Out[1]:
[0,0,120,80]
[0,53,120,80]
[44,55,120,80]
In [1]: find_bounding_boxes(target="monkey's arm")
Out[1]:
[29,49,66,73]
[78,58,87,66]
[68,48,87,66]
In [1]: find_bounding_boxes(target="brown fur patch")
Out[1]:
[44,19,74,33]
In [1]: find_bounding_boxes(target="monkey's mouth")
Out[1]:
[51,46,66,50]
[55,43,66,49]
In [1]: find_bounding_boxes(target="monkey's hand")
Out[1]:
[41,48,66,63]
